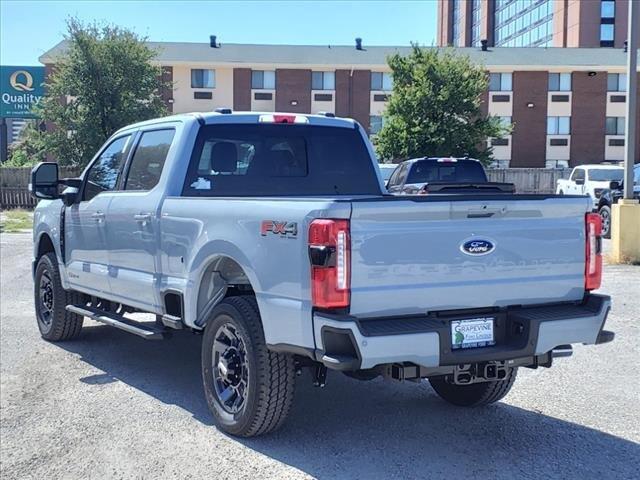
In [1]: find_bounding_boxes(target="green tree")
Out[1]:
[375,45,509,164]
[4,122,48,167]
[13,18,168,167]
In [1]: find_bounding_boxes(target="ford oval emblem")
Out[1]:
[461,239,495,256]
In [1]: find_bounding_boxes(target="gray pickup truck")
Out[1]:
[30,111,613,437]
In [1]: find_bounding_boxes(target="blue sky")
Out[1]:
[0,0,437,66]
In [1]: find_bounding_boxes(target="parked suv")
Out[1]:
[30,112,613,437]
[596,164,640,238]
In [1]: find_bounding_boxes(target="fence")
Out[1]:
[486,168,572,194]
[1,166,572,209]
[1,167,81,209]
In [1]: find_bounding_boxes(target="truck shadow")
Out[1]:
[60,324,640,480]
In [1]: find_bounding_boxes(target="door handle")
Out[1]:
[91,211,105,221]
[134,213,153,222]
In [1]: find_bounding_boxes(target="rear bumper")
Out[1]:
[313,293,612,371]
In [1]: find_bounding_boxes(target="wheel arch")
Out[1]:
[187,241,262,329]
[36,232,56,261]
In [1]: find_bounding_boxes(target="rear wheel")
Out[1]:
[429,368,517,407]
[201,296,295,437]
[34,253,84,341]
[599,205,612,239]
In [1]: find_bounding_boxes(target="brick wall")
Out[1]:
[333,69,371,131]
[351,70,371,132]
[511,71,548,167]
[275,69,311,113]
[233,68,252,111]
[571,71,606,166]
[160,66,173,113]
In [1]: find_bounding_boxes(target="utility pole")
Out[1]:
[623,0,638,199]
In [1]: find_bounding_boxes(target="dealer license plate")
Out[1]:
[451,317,495,350]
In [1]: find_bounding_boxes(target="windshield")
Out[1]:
[635,166,640,184]
[588,169,624,181]
[406,160,487,184]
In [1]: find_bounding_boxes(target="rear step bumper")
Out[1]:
[313,293,612,370]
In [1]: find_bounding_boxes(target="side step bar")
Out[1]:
[66,305,167,340]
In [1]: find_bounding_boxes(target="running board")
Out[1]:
[66,305,167,340]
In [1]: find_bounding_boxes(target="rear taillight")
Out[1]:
[309,219,350,309]
[585,213,603,291]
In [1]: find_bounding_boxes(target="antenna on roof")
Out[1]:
[210,35,219,48]
[355,37,363,50]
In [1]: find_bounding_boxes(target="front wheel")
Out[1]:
[201,296,295,437]
[599,205,612,239]
[429,368,517,407]
[34,253,84,341]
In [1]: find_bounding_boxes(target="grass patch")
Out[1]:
[0,209,33,233]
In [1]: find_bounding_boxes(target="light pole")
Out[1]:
[611,0,640,263]
[623,0,638,199]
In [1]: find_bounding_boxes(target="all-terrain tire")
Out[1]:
[429,368,518,407]
[599,205,612,239]
[201,296,295,437]
[34,252,84,341]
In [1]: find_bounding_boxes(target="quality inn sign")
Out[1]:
[0,66,45,118]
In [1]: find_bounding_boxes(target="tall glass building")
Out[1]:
[438,0,629,49]
[494,0,553,47]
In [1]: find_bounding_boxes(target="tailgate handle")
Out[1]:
[466,207,503,218]
[467,211,495,218]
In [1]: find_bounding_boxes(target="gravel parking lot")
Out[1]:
[1,232,639,479]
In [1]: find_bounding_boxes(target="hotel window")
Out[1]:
[489,159,510,169]
[606,117,625,135]
[452,0,462,46]
[489,73,512,91]
[370,115,384,135]
[600,0,615,47]
[607,73,627,92]
[600,24,614,47]
[371,72,393,91]
[312,71,335,90]
[547,116,570,135]
[499,116,512,128]
[191,69,215,88]
[548,73,571,92]
[546,160,569,169]
[251,70,275,89]
[471,0,482,47]
[601,0,615,18]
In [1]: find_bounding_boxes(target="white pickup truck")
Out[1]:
[30,111,614,437]
[557,165,624,209]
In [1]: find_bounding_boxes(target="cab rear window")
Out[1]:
[407,160,487,184]
[182,124,380,196]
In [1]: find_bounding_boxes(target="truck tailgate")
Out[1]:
[349,196,590,317]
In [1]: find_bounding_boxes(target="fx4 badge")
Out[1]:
[261,220,298,238]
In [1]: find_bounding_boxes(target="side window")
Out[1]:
[387,166,402,187]
[397,164,410,185]
[125,129,175,191]
[572,168,585,182]
[83,135,131,201]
